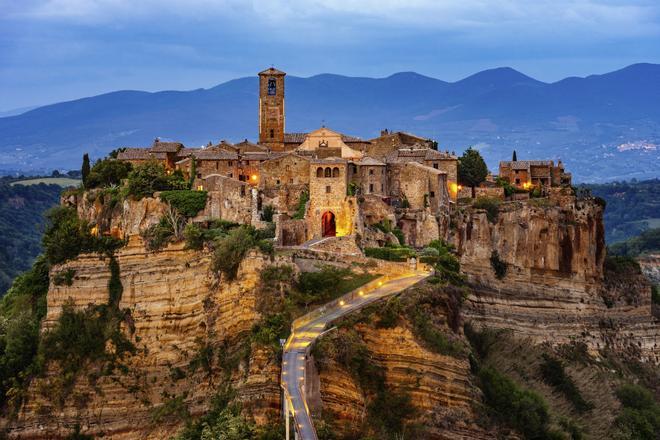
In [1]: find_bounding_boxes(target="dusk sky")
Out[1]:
[1,0,659,111]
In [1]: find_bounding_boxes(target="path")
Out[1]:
[281,271,429,440]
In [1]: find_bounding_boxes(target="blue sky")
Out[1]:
[1,0,659,111]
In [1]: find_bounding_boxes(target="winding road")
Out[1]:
[281,270,429,440]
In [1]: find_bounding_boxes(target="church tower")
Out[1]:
[258,67,286,151]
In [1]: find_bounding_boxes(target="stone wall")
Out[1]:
[198,175,253,224]
[259,153,309,192]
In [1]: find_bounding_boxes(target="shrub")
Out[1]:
[141,217,175,251]
[473,197,500,223]
[159,190,207,217]
[293,191,308,219]
[260,204,275,222]
[490,250,507,279]
[367,388,416,437]
[211,226,258,280]
[613,384,660,440]
[53,268,76,286]
[126,161,187,199]
[183,223,205,250]
[42,206,95,265]
[496,177,515,197]
[364,246,415,262]
[479,366,550,439]
[85,159,132,189]
[604,255,641,274]
[539,354,593,412]
[150,395,189,424]
[409,309,463,357]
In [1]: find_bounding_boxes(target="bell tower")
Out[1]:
[258,67,286,151]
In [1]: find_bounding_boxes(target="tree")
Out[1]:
[85,158,132,189]
[81,153,91,188]
[512,150,517,161]
[188,155,197,190]
[458,147,488,197]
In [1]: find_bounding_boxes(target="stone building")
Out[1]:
[498,159,572,191]
[113,66,572,250]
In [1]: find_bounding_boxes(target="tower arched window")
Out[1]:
[324,167,332,178]
[332,167,340,177]
[316,167,323,178]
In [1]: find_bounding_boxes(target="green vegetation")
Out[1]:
[613,383,660,440]
[260,204,275,222]
[603,255,641,275]
[293,191,309,219]
[125,161,188,199]
[174,386,282,440]
[409,307,463,357]
[84,158,132,189]
[295,266,378,307]
[473,196,501,223]
[372,219,405,245]
[419,240,464,286]
[478,366,553,439]
[364,245,415,261]
[43,206,124,264]
[458,147,488,197]
[53,268,76,286]
[539,354,593,412]
[159,190,208,217]
[490,250,507,279]
[211,225,274,280]
[0,182,62,295]
[183,219,240,251]
[609,227,660,257]
[586,178,660,243]
[312,330,416,439]
[496,176,515,197]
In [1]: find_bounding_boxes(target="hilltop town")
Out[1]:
[110,67,572,250]
[0,68,657,440]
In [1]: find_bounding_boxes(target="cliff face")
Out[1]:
[7,238,286,439]
[450,196,659,363]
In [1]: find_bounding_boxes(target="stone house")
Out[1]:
[498,160,572,191]
[347,157,387,196]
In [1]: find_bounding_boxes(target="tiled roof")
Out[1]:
[284,133,307,143]
[385,147,455,163]
[500,160,553,170]
[194,147,238,160]
[259,67,286,76]
[356,156,385,166]
[151,141,183,153]
[116,148,155,160]
[283,132,366,144]
[424,149,457,160]
[405,161,446,175]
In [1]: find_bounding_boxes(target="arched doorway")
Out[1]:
[321,211,336,237]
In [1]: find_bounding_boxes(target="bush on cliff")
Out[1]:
[84,158,132,189]
[540,354,593,413]
[211,225,273,280]
[613,383,660,440]
[473,197,500,223]
[364,245,415,262]
[159,190,207,218]
[125,161,188,199]
[490,250,508,280]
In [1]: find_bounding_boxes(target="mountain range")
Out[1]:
[1,63,659,182]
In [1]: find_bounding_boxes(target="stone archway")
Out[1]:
[321,211,336,237]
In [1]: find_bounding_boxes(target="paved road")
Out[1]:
[281,272,429,440]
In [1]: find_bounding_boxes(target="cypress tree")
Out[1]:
[512,150,518,161]
[81,153,90,188]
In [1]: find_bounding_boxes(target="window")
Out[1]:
[369,169,374,175]
[245,160,250,165]
[270,129,274,138]
[215,162,219,170]
[240,186,246,196]
[326,186,331,193]
[430,191,435,198]
[381,184,384,191]
[228,173,233,178]
[433,163,438,169]
[276,179,280,185]
[228,161,233,167]
[316,167,324,178]
[289,178,293,184]
[332,167,339,177]
[369,183,374,193]
[324,167,332,178]
[267,78,276,95]
[515,178,520,184]
[196,173,202,178]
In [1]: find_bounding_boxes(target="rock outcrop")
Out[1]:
[6,240,286,439]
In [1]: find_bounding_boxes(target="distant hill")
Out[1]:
[1,63,659,182]
[0,182,62,295]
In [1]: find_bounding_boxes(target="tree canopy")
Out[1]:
[458,147,489,196]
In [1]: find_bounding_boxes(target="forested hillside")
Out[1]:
[586,179,660,243]
[0,183,62,295]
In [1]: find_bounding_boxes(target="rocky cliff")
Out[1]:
[6,237,286,439]
[450,195,659,363]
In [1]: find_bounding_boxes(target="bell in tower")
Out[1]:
[258,67,286,151]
